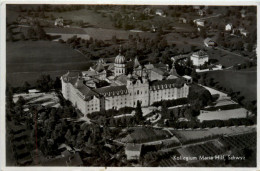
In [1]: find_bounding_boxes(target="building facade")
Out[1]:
[190,50,209,66]
[61,51,190,116]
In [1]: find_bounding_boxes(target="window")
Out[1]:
[137,90,139,95]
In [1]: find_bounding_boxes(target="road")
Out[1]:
[215,47,242,57]
[194,14,222,21]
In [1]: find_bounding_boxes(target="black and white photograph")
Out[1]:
[1,1,258,169]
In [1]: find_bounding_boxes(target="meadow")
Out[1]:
[6,41,92,87]
[206,69,257,102]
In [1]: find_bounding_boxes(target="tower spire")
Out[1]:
[119,45,122,55]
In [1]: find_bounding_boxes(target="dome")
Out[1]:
[115,54,125,64]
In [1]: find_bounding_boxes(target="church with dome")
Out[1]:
[61,48,191,115]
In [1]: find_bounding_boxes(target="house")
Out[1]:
[240,9,246,18]
[155,9,166,17]
[225,23,233,31]
[183,75,193,84]
[239,28,249,37]
[204,38,217,47]
[125,143,142,160]
[17,16,28,25]
[55,17,64,27]
[151,25,157,32]
[194,20,205,27]
[190,50,209,66]
[198,9,206,16]
[179,17,187,24]
[28,89,40,93]
[143,7,151,15]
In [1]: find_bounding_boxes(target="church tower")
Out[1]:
[114,46,126,76]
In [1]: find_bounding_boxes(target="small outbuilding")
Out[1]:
[125,143,142,161]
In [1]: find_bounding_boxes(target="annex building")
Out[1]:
[61,50,190,115]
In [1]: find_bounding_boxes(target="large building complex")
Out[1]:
[61,50,190,115]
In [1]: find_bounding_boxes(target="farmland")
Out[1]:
[206,69,257,102]
[6,41,92,87]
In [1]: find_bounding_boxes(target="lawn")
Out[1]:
[206,69,257,102]
[6,41,92,87]
[205,48,249,67]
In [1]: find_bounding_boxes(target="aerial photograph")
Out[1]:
[5,4,257,167]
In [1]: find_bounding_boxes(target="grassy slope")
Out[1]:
[206,69,257,102]
[6,41,92,86]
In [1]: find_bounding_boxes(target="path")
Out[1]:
[215,47,242,57]
[194,14,222,21]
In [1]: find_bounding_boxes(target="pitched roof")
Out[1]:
[77,85,99,98]
[144,63,154,70]
[95,85,128,97]
[125,143,142,151]
[115,74,128,85]
[151,67,164,75]
[150,78,185,90]
[192,50,208,57]
[94,62,105,72]
[134,57,141,68]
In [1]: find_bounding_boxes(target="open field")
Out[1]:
[206,70,257,102]
[6,41,92,87]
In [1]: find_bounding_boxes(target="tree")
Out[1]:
[34,24,47,40]
[112,35,117,44]
[54,77,61,90]
[135,100,144,124]
[7,28,14,41]
[23,81,31,93]
[65,129,72,143]
[16,96,26,107]
[27,28,36,40]
[36,74,54,92]
[191,69,199,82]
